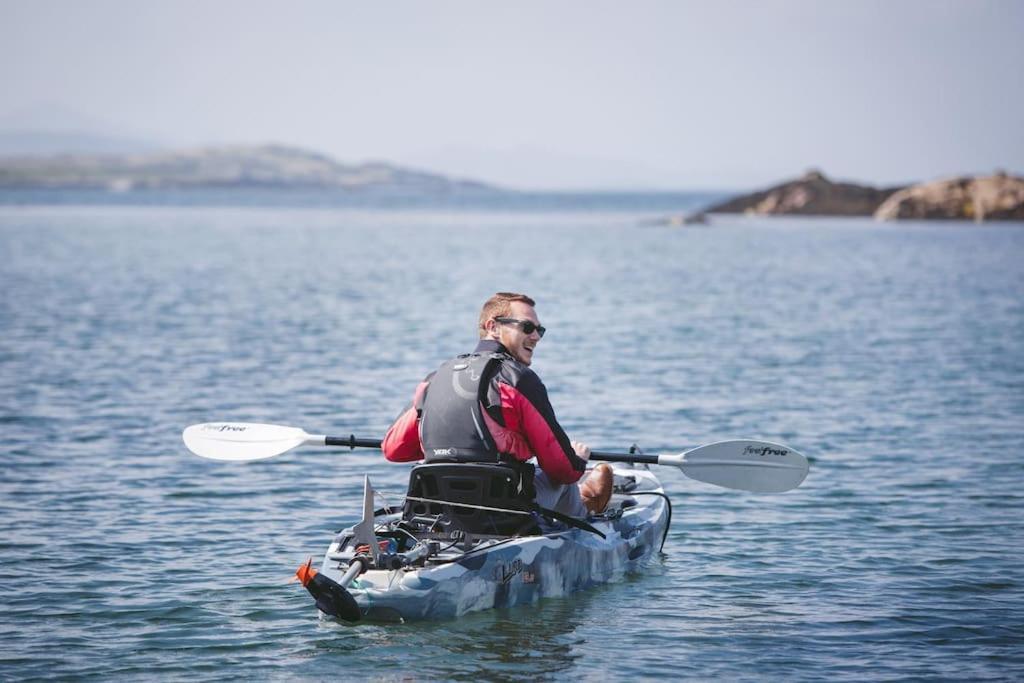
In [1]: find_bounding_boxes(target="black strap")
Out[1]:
[531,503,606,539]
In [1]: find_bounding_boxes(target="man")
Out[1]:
[382,292,613,517]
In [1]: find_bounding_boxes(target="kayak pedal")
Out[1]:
[602,506,624,521]
[613,475,638,493]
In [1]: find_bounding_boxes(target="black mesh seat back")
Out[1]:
[403,463,534,535]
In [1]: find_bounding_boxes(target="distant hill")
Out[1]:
[0,103,162,157]
[0,130,160,157]
[0,144,497,193]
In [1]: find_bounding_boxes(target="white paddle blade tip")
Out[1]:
[674,440,809,493]
[182,422,313,461]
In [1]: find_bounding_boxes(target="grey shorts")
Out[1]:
[533,469,587,518]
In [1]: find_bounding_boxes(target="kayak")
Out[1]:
[307,462,671,623]
[180,421,809,623]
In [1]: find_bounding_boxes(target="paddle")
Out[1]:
[183,422,809,494]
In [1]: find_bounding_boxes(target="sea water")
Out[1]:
[1,195,1022,680]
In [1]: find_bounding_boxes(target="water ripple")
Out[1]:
[1,208,1023,679]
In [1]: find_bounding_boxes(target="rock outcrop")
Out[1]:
[0,144,494,193]
[704,170,902,216]
[874,172,1024,221]
[641,212,708,227]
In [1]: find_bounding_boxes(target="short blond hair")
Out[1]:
[478,292,536,338]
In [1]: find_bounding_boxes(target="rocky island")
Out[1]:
[704,170,901,217]
[664,170,1024,224]
[875,172,1024,221]
[0,144,494,194]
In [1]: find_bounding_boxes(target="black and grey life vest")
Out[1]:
[417,352,506,463]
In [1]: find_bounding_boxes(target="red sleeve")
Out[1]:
[499,378,586,485]
[382,380,429,462]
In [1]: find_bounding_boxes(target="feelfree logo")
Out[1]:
[204,423,247,433]
[743,445,789,457]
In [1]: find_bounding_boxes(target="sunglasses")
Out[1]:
[494,317,546,338]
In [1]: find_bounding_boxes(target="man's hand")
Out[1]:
[572,441,591,461]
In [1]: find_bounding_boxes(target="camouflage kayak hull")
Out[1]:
[317,464,670,623]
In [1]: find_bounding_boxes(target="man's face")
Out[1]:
[490,301,543,366]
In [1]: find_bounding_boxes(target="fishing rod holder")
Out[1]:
[339,557,368,587]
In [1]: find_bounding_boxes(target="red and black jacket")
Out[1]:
[382,340,587,485]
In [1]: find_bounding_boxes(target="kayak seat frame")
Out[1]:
[402,463,540,537]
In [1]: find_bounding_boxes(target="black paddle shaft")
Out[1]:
[590,450,659,465]
[323,435,659,465]
[325,435,384,449]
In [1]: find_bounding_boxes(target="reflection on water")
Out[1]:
[309,593,594,680]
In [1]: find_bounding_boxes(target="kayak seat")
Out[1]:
[402,463,538,536]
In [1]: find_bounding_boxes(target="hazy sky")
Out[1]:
[2,0,1022,190]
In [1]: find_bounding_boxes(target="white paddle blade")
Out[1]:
[668,439,809,493]
[182,422,319,461]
